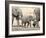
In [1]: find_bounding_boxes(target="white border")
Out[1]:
[9,4,43,35]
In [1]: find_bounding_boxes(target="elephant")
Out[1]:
[21,16,35,27]
[34,8,40,21]
[12,7,23,25]
[33,8,40,27]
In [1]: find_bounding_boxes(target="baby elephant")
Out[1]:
[21,16,34,27]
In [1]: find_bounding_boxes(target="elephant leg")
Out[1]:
[33,22,36,27]
[12,16,14,25]
[22,22,23,25]
[22,21,25,27]
[26,22,29,28]
[29,21,31,27]
[17,19,19,26]
[30,22,31,27]
[33,24,35,27]
[24,22,26,27]
[37,21,39,27]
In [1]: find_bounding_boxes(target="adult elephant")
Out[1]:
[33,8,40,27]
[12,7,23,26]
[21,16,35,27]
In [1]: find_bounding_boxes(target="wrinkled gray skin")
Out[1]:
[12,7,23,25]
[34,8,40,21]
[33,8,40,27]
[21,16,35,27]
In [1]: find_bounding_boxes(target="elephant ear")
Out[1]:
[29,16,35,21]
[17,8,22,16]
[28,16,33,21]
[12,7,18,16]
[34,8,40,16]
[12,7,22,16]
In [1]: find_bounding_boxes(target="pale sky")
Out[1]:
[19,7,35,16]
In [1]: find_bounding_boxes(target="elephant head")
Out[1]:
[12,7,23,18]
[34,8,40,21]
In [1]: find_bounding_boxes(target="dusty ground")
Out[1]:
[12,25,40,31]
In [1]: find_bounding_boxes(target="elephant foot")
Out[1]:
[30,25,31,27]
[33,24,36,27]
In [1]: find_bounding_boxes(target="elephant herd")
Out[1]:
[12,7,40,28]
